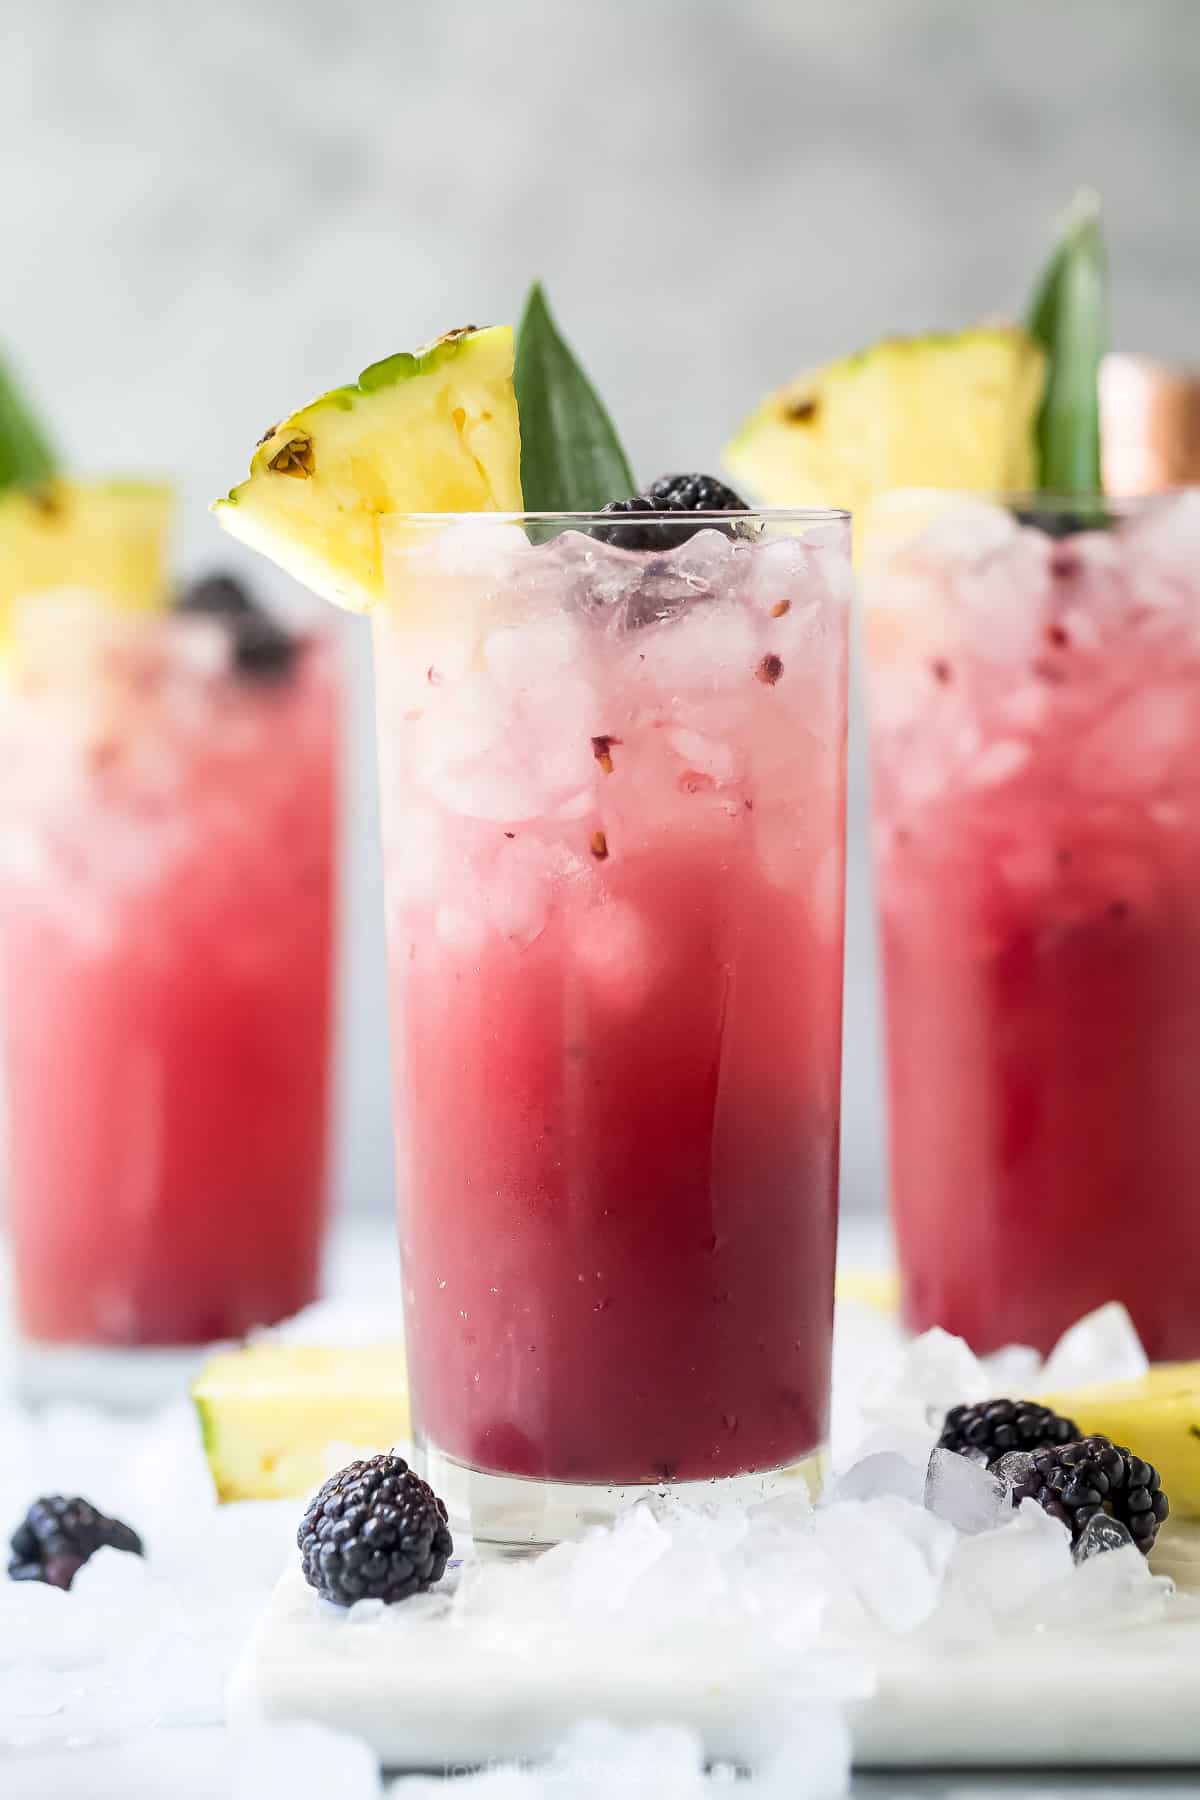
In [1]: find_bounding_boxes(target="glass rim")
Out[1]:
[867,486,1194,516]
[379,506,850,527]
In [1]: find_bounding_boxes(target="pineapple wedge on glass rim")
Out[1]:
[724,326,1046,545]
[212,325,523,611]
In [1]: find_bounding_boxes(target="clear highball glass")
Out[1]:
[861,488,1200,1360]
[371,509,850,1550]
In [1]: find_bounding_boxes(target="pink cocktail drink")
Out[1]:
[865,493,1200,1359]
[0,599,337,1358]
[373,512,848,1541]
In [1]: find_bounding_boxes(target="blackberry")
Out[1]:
[176,573,257,619]
[593,472,751,552]
[176,571,298,680]
[641,473,750,516]
[8,1495,143,1591]
[1007,1435,1169,1555]
[939,1398,1081,1463]
[227,611,300,679]
[592,493,659,552]
[298,1454,452,1607]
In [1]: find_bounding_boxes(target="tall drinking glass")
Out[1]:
[863,490,1200,1359]
[0,598,338,1399]
[372,510,849,1549]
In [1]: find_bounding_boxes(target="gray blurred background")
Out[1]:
[1,0,1196,1221]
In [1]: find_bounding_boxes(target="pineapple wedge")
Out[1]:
[193,1342,410,1503]
[212,325,523,611]
[1039,1364,1200,1519]
[0,477,172,644]
[724,327,1045,538]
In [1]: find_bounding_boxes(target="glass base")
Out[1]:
[417,1441,829,1555]
[14,1337,212,1410]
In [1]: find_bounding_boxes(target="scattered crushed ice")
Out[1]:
[0,1294,1179,1777]
[1039,1301,1150,1390]
[946,1498,1075,1629]
[991,1450,1038,1491]
[855,1324,990,1436]
[0,1395,293,1754]
[1074,1512,1136,1562]
[831,1450,926,1508]
[923,1449,1011,1536]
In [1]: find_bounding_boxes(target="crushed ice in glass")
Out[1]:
[0,1293,1182,1776]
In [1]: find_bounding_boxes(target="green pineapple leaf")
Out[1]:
[1027,191,1108,495]
[514,283,636,512]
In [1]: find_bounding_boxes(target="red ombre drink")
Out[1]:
[864,492,1200,1359]
[0,596,336,1382]
[372,510,848,1546]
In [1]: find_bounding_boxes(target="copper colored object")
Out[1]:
[1101,353,1200,495]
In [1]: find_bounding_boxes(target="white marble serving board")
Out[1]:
[228,1528,1200,1772]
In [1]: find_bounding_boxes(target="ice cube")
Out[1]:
[992,1450,1037,1495]
[1073,1513,1135,1562]
[571,900,661,1012]
[430,519,531,575]
[947,1497,1073,1625]
[232,1720,383,1800]
[814,1498,954,1634]
[484,612,590,692]
[1011,1540,1175,1636]
[1121,489,1200,594]
[1066,1544,1175,1630]
[1041,1302,1150,1389]
[958,529,1052,662]
[1075,685,1199,794]
[434,901,488,956]
[427,760,546,826]
[980,1342,1045,1395]
[634,599,761,697]
[832,1451,926,1508]
[632,1542,730,1626]
[664,726,740,784]
[563,539,650,622]
[413,675,546,823]
[745,1485,815,1536]
[485,836,553,947]
[833,1424,940,1485]
[644,1492,752,1556]
[924,1449,1011,1535]
[566,1504,671,1620]
[966,738,1031,788]
[857,1325,989,1434]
